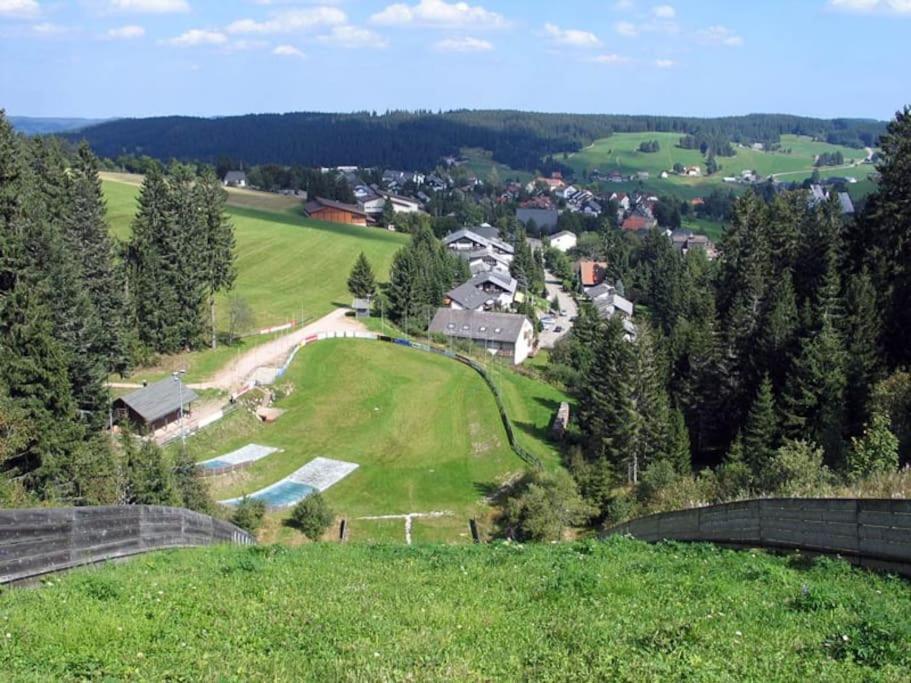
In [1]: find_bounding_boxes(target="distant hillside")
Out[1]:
[10,116,111,135]
[71,110,887,173]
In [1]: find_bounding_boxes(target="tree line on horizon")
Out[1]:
[67,110,886,178]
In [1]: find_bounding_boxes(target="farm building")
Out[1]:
[304,197,369,226]
[223,171,247,188]
[429,309,535,365]
[113,377,197,433]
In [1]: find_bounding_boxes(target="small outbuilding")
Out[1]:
[223,171,247,188]
[113,377,197,433]
[352,298,372,318]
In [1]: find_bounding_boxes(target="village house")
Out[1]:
[222,171,247,188]
[668,230,719,260]
[304,197,370,226]
[621,213,657,232]
[113,377,197,433]
[575,260,608,288]
[548,230,577,253]
[445,271,518,311]
[429,309,535,365]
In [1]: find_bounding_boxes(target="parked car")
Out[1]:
[559,309,568,316]
[554,326,564,333]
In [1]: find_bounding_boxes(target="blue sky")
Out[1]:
[1,0,908,119]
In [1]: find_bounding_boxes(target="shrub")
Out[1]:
[231,496,266,535]
[289,493,334,541]
[500,468,595,541]
[847,412,900,479]
[767,440,833,496]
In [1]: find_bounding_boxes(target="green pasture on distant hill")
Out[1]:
[564,132,876,199]
[175,339,569,540]
[103,178,408,332]
[2,539,908,680]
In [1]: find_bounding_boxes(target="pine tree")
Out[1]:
[577,317,638,496]
[628,325,671,480]
[168,163,208,350]
[63,142,131,374]
[347,252,377,299]
[667,408,692,475]
[842,269,882,436]
[173,447,212,513]
[780,317,847,466]
[757,272,799,389]
[741,375,778,481]
[122,435,178,506]
[196,168,236,349]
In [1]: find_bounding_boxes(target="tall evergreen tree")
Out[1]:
[628,325,671,480]
[741,375,779,481]
[196,168,236,349]
[842,269,882,436]
[168,163,208,350]
[347,252,377,299]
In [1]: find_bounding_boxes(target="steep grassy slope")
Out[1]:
[102,177,408,331]
[178,340,569,539]
[1,539,908,680]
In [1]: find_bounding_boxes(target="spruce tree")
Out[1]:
[741,375,778,481]
[347,252,377,299]
[842,269,882,436]
[667,408,692,475]
[168,163,208,350]
[628,325,671,479]
[196,168,236,349]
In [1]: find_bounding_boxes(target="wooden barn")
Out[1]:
[304,197,369,226]
[113,377,197,433]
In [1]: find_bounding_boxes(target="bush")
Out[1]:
[289,493,334,541]
[847,412,899,479]
[231,496,267,535]
[500,468,594,541]
[767,440,833,496]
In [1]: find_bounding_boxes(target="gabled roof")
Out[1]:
[551,230,576,241]
[223,171,246,183]
[837,192,855,215]
[443,228,514,255]
[305,197,368,217]
[429,308,530,344]
[446,272,517,309]
[116,377,197,424]
[577,260,607,288]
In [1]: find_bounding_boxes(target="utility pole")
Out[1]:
[173,369,187,449]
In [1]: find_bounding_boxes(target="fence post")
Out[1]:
[339,518,349,543]
[469,519,481,543]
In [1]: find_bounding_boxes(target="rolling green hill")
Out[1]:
[565,132,876,200]
[1,539,908,680]
[102,177,409,332]
[177,339,568,543]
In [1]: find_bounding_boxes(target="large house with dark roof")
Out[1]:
[304,197,369,226]
[445,271,518,311]
[429,309,535,365]
[113,377,197,433]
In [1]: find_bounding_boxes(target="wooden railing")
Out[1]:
[0,505,253,584]
[604,498,911,577]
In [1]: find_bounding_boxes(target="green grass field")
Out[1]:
[103,178,409,332]
[1,539,908,680]
[566,132,876,200]
[177,340,567,536]
[459,147,533,184]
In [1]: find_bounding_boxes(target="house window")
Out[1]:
[494,328,502,334]
[447,323,455,330]
[479,326,487,332]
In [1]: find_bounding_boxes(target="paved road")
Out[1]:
[539,271,578,349]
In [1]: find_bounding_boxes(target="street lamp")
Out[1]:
[172,369,187,447]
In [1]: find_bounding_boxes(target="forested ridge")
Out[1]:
[69,110,887,173]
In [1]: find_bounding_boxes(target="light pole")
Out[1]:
[172,369,187,448]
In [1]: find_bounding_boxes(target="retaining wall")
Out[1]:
[0,505,253,584]
[604,498,911,576]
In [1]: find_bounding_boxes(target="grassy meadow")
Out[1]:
[102,176,408,332]
[1,539,908,680]
[565,132,876,200]
[175,340,568,539]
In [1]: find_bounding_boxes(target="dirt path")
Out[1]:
[193,308,366,393]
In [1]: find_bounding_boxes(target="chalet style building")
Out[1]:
[304,197,370,226]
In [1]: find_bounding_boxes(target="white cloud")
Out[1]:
[167,28,227,46]
[371,0,507,29]
[31,22,68,34]
[614,20,639,36]
[589,53,631,64]
[655,58,675,68]
[829,0,911,12]
[652,4,675,18]
[273,44,306,58]
[696,25,743,46]
[544,23,601,47]
[110,0,189,13]
[226,7,346,34]
[316,25,388,48]
[106,24,144,38]
[434,35,492,51]
[0,0,39,17]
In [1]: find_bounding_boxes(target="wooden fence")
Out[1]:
[604,498,911,576]
[0,505,253,584]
